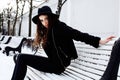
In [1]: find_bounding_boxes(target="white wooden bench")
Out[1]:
[25,38,120,80]
[0,36,26,56]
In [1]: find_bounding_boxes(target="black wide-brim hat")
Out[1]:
[32,6,59,24]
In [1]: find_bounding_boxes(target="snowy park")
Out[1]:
[0,0,120,80]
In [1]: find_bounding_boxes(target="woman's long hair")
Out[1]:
[33,14,58,48]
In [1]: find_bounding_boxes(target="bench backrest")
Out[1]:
[0,36,12,44]
[7,36,24,47]
[74,38,120,80]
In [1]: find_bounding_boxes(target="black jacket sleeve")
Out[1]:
[61,22,101,48]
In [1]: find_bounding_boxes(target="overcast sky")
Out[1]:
[0,0,13,11]
[0,0,44,13]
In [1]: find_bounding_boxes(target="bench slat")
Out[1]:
[78,55,108,66]
[71,63,103,79]
[66,68,89,80]
[77,48,111,56]
[73,59,106,72]
[63,71,83,80]
[69,65,101,80]
[67,66,94,80]
[77,50,110,61]
[28,67,52,80]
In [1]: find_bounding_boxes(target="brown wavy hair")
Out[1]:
[33,14,58,48]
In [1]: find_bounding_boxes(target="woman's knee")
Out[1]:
[112,38,120,51]
[17,54,33,64]
[16,54,27,62]
[114,38,120,45]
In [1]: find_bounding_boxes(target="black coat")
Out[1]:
[44,20,100,70]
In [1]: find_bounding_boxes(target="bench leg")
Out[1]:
[5,47,11,56]
[5,47,17,56]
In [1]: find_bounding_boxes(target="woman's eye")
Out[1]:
[40,20,43,22]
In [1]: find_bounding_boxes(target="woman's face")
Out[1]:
[39,15,49,28]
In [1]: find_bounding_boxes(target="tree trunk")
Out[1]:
[18,0,26,36]
[12,0,19,36]
[7,16,10,35]
[56,0,67,18]
[1,13,3,30]
[28,0,33,37]
[7,9,11,35]
[0,13,2,32]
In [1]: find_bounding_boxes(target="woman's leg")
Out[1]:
[11,54,64,80]
[101,38,120,80]
[11,54,27,80]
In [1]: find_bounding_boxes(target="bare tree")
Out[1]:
[18,0,26,36]
[0,13,3,33]
[12,0,19,36]
[1,9,7,35]
[1,0,27,36]
[1,13,4,32]
[1,4,14,35]
[56,0,67,18]
[28,0,33,37]
[6,8,13,35]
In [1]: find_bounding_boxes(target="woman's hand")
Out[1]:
[99,36,115,45]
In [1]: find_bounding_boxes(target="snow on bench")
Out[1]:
[0,36,26,56]
[0,36,12,44]
[26,38,120,80]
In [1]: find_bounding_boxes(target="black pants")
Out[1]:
[11,54,66,80]
[101,38,120,80]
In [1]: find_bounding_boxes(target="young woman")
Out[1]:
[11,6,114,80]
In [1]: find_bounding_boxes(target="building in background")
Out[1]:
[16,0,120,38]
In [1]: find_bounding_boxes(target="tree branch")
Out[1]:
[61,0,67,6]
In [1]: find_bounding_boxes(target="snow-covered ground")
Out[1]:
[0,53,15,80]
[0,46,34,80]
[0,45,47,80]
